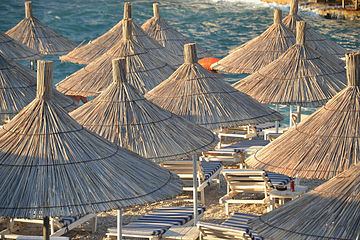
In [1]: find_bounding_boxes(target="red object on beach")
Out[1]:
[198,57,220,71]
[68,95,88,104]
[290,180,295,192]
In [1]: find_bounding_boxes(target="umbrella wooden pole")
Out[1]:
[184,43,197,64]
[117,209,122,240]
[289,105,293,127]
[112,58,126,84]
[123,2,131,19]
[123,19,132,40]
[275,104,279,133]
[273,9,282,25]
[25,1,33,18]
[346,52,360,86]
[37,60,53,100]
[153,3,160,19]
[297,105,301,123]
[289,0,299,16]
[192,154,198,226]
[296,21,306,46]
[43,216,50,240]
[30,59,35,70]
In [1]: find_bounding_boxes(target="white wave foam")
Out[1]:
[210,0,291,12]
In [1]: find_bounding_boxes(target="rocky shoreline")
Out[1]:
[262,0,360,20]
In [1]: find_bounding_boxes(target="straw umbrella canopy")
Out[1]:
[146,43,283,131]
[0,53,76,123]
[283,0,346,58]
[56,19,174,97]
[70,58,218,162]
[141,3,212,59]
[245,52,360,180]
[232,21,347,108]
[249,162,360,239]
[6,1,76,56]
[0,60,182,239]
[0,30,42,61]
[211,9,296,74]
[60,2,182,67]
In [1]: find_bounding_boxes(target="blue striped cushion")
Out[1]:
[222,213,263,240]
[200,161,222,180]
[108,207,206,236]
[221,140,270,150]
[255,122,279,131]
[265,171,291,187]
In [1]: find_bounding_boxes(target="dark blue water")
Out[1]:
[0,0,359,125]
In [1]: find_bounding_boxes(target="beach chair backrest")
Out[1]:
[223,169,271,195]
[160,160,203,186]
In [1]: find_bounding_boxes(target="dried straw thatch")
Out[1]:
[211,9,296,74]
[0,53,76,123]
[56,19,175,97]
[70,58,218,162]
[0,60,182,219]
[146,43,283,131]
[249,163,360,239]
[141,3,212,59]
[0,30,42,61]
[283,0,346,58]
[232,21,346,108]
[6,1,77,55]
[245,52,360,180]
[60,2,182,67]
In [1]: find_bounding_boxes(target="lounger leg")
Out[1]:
[200,189,205,204]
[8,219,14,233]
[225,203,229,216]
[50,218,54,235]
[92,216,97,233]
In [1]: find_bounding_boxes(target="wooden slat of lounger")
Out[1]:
[198,222,249,239]
[108,207,206,238]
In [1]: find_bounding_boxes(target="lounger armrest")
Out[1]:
[219,192,237,203]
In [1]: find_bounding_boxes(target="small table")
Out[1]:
[269,185,308,211]
[162,225,200,240]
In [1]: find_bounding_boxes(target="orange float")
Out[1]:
[198,57,220,71]
[68,95,88,104]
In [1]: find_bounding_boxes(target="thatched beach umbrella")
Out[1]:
[245,52,360,180]
[0,53,76,123]
[232,21,346,108]
[70,58,218,162]
[71,58,217,229]
[211,9,296,74]
[146,43,283,131]
[283,0,346,58]
[141,3,212,59]
[0,30,42,61]
[249,162,360,239]
[60,2,182,67]
[0,60,182,240]
[6,1,76,56]
[56,19,174,97]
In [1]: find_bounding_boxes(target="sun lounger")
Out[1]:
[197,213,262,240]
[15,237,70,240]
[201,140,269,167]
[216,125,257,148]
[8,214,97,237]
[160,161,222,203]
[220,169,290,215]
[106,206,206,239]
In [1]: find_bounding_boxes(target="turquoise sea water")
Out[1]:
[0,0,359,125]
